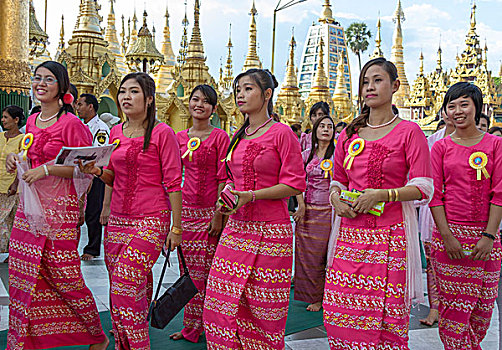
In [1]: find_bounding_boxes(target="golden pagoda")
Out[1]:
[426,44,449,116]
[406,51,433,121]
[332,52,354,121]
[57,0,121,114]
[125,10,164,74]
[220,24,234,93]
[29,0,51,70]
[104,0,127,76]
[390,0,410,108]
[177,3,190,66]
[304,37,335,128]
[155,4,176,92]
[156,0,238,133]
[369,16,384,60]
[0,0,31,114]
[276,32,306,125]
[242,1,262,71]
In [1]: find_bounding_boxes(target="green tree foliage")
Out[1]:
[346,22,372,72]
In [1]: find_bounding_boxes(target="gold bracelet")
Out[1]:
[387,189,393,202]
[170,226,183,235]
[394,189,399,202]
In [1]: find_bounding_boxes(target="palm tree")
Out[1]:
[345,22,372,72]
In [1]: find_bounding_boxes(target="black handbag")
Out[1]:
[147,247,198,329]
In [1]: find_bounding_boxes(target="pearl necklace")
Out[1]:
[38,111,58,122]
[245,118,273,136]
[366,114,398,129]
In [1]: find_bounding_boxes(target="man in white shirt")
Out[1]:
[76,93,110,260]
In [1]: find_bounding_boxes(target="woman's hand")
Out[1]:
[164,230,182,251]
[471,236,494,261]
[442,234,465,260]
[6,153,19,173]
[7,180,18,196]
[330,191,357,218]
[77,160,101,176]
[352,189,385,214]
[293,203,305,222]
[229,189,253,212]
[208,211,224,236]
[100,205,110,225]
[22,166,46,185]
[77,205,85,227]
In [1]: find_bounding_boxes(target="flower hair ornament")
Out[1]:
[62,93,74,105]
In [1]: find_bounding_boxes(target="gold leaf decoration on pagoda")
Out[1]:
[29,0,51,69]
[369,16,384,60]
[155,3,176,92]
[406,51,433,121]
[276,31,306,125]
[332,52,355,121]
[104,0,126,76]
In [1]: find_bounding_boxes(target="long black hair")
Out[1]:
[345,58,398,143]
[224,69,278,178]
[117,72,156,151]
[34,61,72,119]
[305,115,335,169]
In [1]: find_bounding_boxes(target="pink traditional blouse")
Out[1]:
[26,112,92,168]
[228,122,306,223]
[333,121,431,228]
[429,133,502,224]
[106,123,182,216]
[300,132,312,151]
[177,128,230,208]
[302,149,334,206]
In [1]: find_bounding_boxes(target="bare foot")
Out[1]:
[89,337,109,350]
[419,309,439,326]
[169,331,184,340]
[306,302,322,312]
[81,253,96,261]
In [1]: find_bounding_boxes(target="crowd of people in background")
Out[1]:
[0,58,501,350]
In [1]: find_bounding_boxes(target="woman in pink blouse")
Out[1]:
[81,72,183,349]
[293,115,335,312]
[202,69,306,349]
[300,102,330,151]
[429,82,502,350]
[170,85,230,343]
[325,58,432,349]
[6,61,108,349]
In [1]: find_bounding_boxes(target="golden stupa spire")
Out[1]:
[177,1,189,65]
[222,23,234,89]
[243,0,262,71]
[187,0,205,61]
[419,50,424,75]
[160,3,176,67]
[313,38,328,89]
[332,53,352,119]
[128,10,138,48]
[276,29,305,125]
[284,30,298,88]
[469,1,477,36]
[390,0,409,108]
[58,15,65,50]
[121,15,127,54]
[319,0,335,24]
[72,0,103,37]
[483,40,488,68]
[125,9,164,73]
[104,0,127,75]
[436,44,442,72]
[370,16,384,59]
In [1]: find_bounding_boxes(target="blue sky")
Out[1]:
[33,0,502,96]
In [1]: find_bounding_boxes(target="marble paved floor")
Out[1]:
[0,225,499,349]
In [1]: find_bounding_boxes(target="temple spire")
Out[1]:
[72,0,103,37]
[419,50,424,75]
[177,1,189,65]
[58,15,65,50]
[370,16,384,59]
[160,3,176,67]
[222,23,234,90]
[436,44,442,72]
[390,0,409,108]
[332,52,352,119]
[243,1,262,71]
[104,0,126,74]
[469,1,477,36]
[186,0,205,61]
[313,38,328,89]
[319,0,336,24]
[284,31,298,87]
